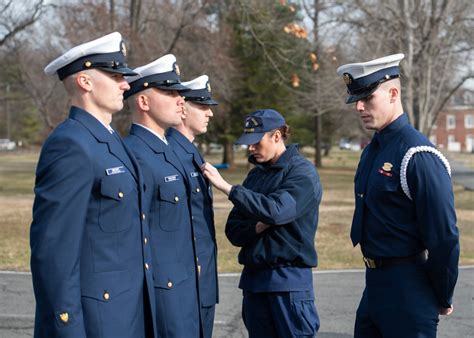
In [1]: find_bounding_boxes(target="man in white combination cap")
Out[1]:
[31,32,156,338]
[166,75,218,338]
[124,55,204,338]
[337,54,459,338]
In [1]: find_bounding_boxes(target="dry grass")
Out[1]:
[0,149,472,272]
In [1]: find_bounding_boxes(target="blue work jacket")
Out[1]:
[225,144,322,291]
[30,107,156,338]
[352,113,459,308]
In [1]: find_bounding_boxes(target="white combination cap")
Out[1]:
[124,54,188,99]
[181,75,218,105]
[336,53,405,103]
[44,32,136,80]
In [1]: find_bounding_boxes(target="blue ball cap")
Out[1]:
[235,109,286,145]
[336,53,404,104]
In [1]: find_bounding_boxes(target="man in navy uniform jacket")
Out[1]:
[125,55,203,338]
[337,54,460,337]
[30,32,156,337]
[166,74,219,338]
[202,109,321,338]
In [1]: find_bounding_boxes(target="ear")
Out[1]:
[137,94,150,112]
[273,129,282,143]
[389,86,399,104]
[76,73,93,92]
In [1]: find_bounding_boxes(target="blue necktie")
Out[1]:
[350,135,379,246]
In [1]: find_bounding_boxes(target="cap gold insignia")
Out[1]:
[244,128,254,133]
[343,73,352,85]
[84,61,92,68]
[382,162,393,171]
[59,312,69,323]
[120,41,127,56]
[207,82,211,92]
[251,118,258,126]
[175,64,181,76]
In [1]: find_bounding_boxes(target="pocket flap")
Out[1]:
[158,187,181,203]
[81,270,131,302]
[153,262,189,289]
[100,176,134,200]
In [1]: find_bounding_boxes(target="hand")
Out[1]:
[200,162,233,195]
[439,305,454,316]
[255,222,271,234]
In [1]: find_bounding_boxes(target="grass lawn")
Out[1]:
[0,148,473,272]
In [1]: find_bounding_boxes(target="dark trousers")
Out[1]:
[354,262,439,338]
[242,289,319,338]
[200,305,215,338]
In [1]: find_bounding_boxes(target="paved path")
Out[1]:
[449,156,474,190]
[1,267,472,338]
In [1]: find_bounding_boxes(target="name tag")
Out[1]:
[164,175,179,182]
[106,166,125,175]
[190,172,199,178]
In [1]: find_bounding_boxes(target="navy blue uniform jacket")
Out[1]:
[225,144,322,270]
[167,128,219,308]
[30,107,156,338]
[353,114,459,307]
[126,124,200,338]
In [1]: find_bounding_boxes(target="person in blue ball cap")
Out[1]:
[202,108,322,338]
[337,53,459,338]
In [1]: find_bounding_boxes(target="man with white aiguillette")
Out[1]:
[167,75,219,338]
[124,55,203,338]
[31,32,155,337]
[337,54,459,337]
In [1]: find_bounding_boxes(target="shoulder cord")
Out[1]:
[400,146,451,200]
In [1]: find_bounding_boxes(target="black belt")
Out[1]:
[363,251,427,269]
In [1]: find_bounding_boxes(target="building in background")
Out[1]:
[430,90,474,153]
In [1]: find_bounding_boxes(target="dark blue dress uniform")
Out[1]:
[167,128,219,338]
[126,124,201,338]
[337,54,460,338]
[31,107,156,338]
[352,114,459,337]
[226,143,321,338]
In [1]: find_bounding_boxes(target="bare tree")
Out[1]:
[0,0,47,46]
[335,0,474,134]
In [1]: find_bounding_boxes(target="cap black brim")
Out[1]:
[185,98,219,105]
[100,67,138,77]
[235,132,265,145]
[154,83,189,91]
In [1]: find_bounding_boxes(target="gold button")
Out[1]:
[144,237,148,245]
[196,188,200,193]
[198,265,201,276]
[145,263,149,270]
[174,196,179,202]
[194,236,196,241]
[118,191,124,198]
[59,312,69,323]
[167,281,173,288]
[143,82,149,87]
[142,213,146,220]
[84,61,92,67]
[103,292,110,300]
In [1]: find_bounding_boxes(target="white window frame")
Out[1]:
[446,115,456,130]
[465,114,474,129]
